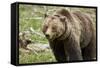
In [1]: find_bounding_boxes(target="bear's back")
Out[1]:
[73,11,94,48]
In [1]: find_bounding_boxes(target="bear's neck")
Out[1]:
[57,21,71,41]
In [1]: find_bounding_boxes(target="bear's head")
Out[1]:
[42,9,72,41]
[42,14,68,41]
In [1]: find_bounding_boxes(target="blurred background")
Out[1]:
[19,4,96,64]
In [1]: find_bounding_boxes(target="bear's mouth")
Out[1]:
[45,35,56,41]
[46,36,54,40]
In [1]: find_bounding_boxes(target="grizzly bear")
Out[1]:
[42,9,96,62]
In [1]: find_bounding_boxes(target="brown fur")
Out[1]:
[42,9,96,62]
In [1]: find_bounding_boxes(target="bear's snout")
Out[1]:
[45,30,55,40]
[45,34,50,38]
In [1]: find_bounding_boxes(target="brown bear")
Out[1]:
[42,9,96,62]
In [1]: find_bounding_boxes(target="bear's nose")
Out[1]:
[45,34,50,38]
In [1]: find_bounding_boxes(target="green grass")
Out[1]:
[19,18,48,44]
[19,50,56,64]
[19,5,52,64]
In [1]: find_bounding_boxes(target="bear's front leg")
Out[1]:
[49,40,68,62]
[64,37,83,61]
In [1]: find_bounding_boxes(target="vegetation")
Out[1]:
[19,49,56,64]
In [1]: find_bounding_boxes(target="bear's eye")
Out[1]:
[46,25,48,28]
[42,25,48,33]
[51,17,55,20]
[45,25,48,30]
[52,27,56,32]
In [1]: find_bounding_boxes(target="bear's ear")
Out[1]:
[60,16,66,22]
[57,9,70,17]
[57,9,73,22]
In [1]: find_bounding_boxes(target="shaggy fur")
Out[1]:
[42,9,96,62]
